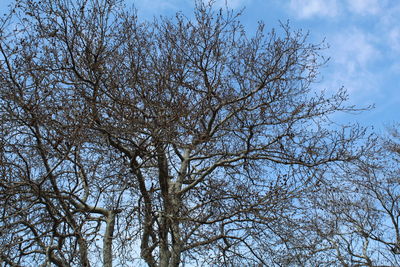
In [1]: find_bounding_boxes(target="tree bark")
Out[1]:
[103,212,116,267]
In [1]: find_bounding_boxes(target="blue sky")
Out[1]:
[1,0,399,130]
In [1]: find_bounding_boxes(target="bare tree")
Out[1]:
[302,126,400,267]
[0,0,371,266]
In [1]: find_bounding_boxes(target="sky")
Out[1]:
[1,0,399,131]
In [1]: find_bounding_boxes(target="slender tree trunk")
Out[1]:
[169,203,182,267]
[103,212,116,267]
[159,213,171,267]
[77,237,90,267]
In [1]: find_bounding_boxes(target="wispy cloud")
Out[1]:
[212,0,250,9]
[130,0,249,18]
[289,0,339,19]
[346,0,383,15]
[375,3,400,57]
[289,0,388,19]
[388,27,400,53]
[332,29,379,71]
[129,0,191,17]
[322,28,381,96]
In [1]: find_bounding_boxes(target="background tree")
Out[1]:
[305,127,400,266]
[0,0,371,266]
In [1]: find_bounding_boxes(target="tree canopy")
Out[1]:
[1,0,395,266]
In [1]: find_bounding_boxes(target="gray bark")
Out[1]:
[103,212,116,267]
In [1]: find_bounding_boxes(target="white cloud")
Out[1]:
[320,28,381,95]
[131,0,249,16]
[388,27,400,53]
[289,0,339,19]
[346,0,383,15]
[376,3,400,56]
[212,0,250,9]
[130,0,191,16]
[332,29,379,70]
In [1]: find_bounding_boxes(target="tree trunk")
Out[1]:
[103,212,116,267]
